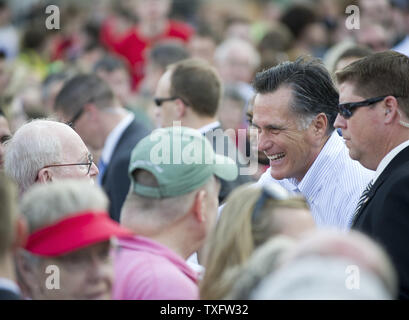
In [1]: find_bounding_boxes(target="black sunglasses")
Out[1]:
[252,184,291,223]
[66,108,85,129]
[154,96,179,107]
[154,96,190,107]
[338,95,397,119]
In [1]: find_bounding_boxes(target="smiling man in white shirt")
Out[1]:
[251,57,373,230]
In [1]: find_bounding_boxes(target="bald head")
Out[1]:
[4,119,98,194]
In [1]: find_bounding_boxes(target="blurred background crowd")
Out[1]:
[0,0,408,150]
[0,0,409,301]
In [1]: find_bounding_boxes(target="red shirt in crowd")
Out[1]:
[103,20,194,91]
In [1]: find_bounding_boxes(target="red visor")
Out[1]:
[25,211,133,257]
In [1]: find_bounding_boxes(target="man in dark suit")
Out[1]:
[334,50,409,299]
[0,172,26,300]
[54,75,150,221]
[154,58,252,204]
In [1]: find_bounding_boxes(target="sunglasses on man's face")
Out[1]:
[337,95,396,119]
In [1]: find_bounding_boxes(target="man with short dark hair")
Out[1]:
[54,75,150,221]
[114,126,238,299]
[155,58,252,203]
[334,50,409,299]
[253,57,373,229]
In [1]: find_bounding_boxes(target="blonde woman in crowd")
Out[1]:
[200,182,315,300]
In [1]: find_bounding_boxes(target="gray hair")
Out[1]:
[251,255,394,300]
[4,119,64,194]
[253,57,339,134]
[20,179,109,234]
[214,38,261,71]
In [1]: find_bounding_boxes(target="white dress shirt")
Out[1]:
[100,113,134,167]
[258,131,374,230]
[372,139,409,184]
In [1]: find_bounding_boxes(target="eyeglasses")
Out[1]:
[338,95,397,119]
[42,153,94,175]
[252,183,291,223]
[154,96,189,107]
[66,108,85,129]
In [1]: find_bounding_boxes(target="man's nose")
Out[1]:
[89,162,99,177]
[334,114,346,129]
[257,131,273,152]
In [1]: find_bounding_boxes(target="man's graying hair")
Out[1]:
[253,57,339,134]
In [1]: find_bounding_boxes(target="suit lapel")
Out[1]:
[101,120,135,186]
[353,145,409,225]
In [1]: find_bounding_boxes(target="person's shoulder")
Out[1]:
[115,248,198,299]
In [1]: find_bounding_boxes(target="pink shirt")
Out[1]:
[113,235,198,300]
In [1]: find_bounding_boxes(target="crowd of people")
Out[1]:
[1,0,409,300]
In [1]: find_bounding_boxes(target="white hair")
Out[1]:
[4,119,65,194]
[20,179,109,233]
[214,38,261,70]
[251,255,394,300]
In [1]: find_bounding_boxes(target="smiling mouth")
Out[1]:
[265,152,286,161]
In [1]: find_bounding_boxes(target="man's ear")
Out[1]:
[12,216,28,250]
[175,99,187,119]
[311,113,328,137]
[383,96,399,124]
[192,190,207,223]
[84,103,98,121]
[14,249,40,299]
[36,168,53,183]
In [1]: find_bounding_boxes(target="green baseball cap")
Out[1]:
[129,126,238,198]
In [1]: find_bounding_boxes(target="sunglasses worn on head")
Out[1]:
[252,184,291,223]
[338,95,398,119]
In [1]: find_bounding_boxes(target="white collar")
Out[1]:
[197,121,221,134]
[372,139,409,184]
[288,131,344,198]
[100,113,134,164]
[0,278,20,295]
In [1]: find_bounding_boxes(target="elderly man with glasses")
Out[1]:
[334,50,409,300]
[4,119,98,195]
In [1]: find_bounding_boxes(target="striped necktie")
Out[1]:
[351,180,373,225]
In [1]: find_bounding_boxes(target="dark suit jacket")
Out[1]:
[203,125,253,203]
[101,119,150,222]
[352,145,409,300]
[0,288,21,300]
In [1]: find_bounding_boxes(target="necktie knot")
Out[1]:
[351,180,373,226]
